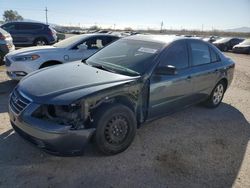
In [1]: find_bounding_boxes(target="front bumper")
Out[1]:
[9,102,95,155]
[232,47,250,54]
[4,56,42,80]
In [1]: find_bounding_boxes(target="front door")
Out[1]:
[148,40,194,119]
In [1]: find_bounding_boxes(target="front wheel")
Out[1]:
[93,104,136,155]
[205,81,226,108]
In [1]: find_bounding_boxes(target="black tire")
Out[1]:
[93,104,136,155]
[223,46,228,52]
[0,52,3,65]
[205,81,226,108]
[33,38,48,46]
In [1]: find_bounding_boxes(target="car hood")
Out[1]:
[17,62,138,104]
[7,46,60,56]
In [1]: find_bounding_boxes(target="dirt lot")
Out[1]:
[0,53,250,188]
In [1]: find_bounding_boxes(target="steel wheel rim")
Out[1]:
[104,114,129,145]
[213,84,224,105]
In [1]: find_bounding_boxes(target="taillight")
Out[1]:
[48,30,53,36]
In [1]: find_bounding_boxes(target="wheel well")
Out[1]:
[90,95,137,123]
[219,78,228,90]
[39,61,62,69]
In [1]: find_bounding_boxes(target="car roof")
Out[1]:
[125,34,187,44]
[3,21,47,26]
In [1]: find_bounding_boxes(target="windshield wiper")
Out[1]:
[91,64,117,73]
[100,61,140,76]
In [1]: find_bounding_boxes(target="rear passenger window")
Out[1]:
[190,41,210,66]
[16,24,43,30]
[210,47,220,62]
[159,41,189,69]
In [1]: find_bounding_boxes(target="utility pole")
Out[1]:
[160,21,163,33]
[45,7,48,24]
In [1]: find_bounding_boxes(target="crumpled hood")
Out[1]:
[7,46,59,56]
[17,62,138,104]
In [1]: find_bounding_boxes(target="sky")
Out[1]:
[0,0,250,30]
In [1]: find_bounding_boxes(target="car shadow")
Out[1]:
[139,103,250,187]
[0,102,249,187]
[0,80,18,113]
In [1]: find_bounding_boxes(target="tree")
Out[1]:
[89,25,100,30]
[3,10,23,22]
[124,27,133,31]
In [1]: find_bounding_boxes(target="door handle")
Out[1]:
[214,69,219,73]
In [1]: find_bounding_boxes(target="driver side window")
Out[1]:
[80,37,104,50]
[158,40,189,69]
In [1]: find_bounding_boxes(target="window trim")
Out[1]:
[209,47,221,63]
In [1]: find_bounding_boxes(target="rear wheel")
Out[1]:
[34,38,48,46]
[93,104,136,155]
[205,81,226,108]
[223,46,228,52]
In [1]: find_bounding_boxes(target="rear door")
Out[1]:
[187,40,221,100]
[148,40,194,119]
[229,38,243,49]
[14,23,41,45]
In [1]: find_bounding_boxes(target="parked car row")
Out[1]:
[203,36,250,54]
[1,21,57,46]
[6,34,235,155]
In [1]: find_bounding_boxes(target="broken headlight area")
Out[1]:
[32,103,87,130]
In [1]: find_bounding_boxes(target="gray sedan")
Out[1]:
[8,35,235,155]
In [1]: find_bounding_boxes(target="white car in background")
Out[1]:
[4,34,119,80]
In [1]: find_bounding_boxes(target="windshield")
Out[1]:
[53,35,86,48]
[215,38,231,43]
[86,39,164,76]
[240,39,250,45]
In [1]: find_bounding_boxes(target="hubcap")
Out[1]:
[213,84,224,105]
[36,40,46,46]
[104,115,129,145]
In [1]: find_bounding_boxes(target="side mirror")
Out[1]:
[155,65,177,75]
[77,44,88,50]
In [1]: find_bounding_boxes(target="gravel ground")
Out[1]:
[0,53,250,188]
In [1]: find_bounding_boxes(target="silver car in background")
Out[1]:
[0,28,15,65]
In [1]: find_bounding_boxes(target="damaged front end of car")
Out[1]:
[32,102,88,130]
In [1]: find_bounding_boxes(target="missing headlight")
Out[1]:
[32,104,86,130]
